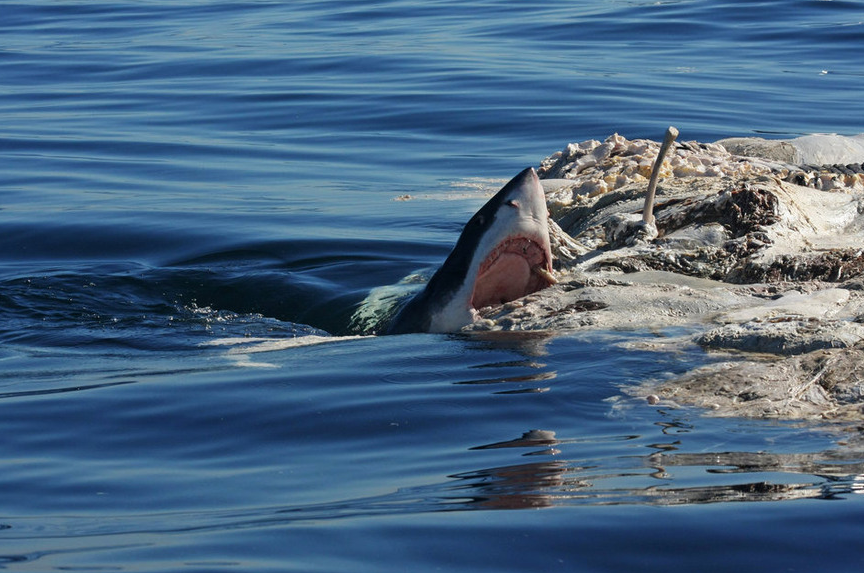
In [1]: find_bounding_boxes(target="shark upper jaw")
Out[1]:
[426,167,555,333]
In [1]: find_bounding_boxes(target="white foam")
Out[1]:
[201,334,371,368]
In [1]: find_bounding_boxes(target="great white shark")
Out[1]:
[387,167,556,334]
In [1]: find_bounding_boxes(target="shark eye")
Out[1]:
[473,214,486,226]
[506,200,520,208]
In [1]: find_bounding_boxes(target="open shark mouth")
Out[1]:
[471,235,556,310]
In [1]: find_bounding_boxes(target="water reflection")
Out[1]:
[187,331,864,524]
[3,427,861,539]
[447,429,864,508]
[471,429,561,452]
[464,329,554,357]
[253,430,864,524]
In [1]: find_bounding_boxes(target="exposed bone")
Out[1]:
[642,126,679,224]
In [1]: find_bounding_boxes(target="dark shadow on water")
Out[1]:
[0,380,134,400]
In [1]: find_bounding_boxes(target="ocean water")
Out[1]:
[2,1,864,571]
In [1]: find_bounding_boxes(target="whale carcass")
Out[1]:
[472,132,864,423]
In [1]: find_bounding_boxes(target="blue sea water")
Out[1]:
[2,1,864,571]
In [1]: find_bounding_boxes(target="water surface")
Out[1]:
[2,1,864,571]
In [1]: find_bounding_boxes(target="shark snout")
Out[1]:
[511,166,541,191]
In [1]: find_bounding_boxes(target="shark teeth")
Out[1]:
[532,265,557,285]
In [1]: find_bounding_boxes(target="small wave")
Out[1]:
[200,333,370,368]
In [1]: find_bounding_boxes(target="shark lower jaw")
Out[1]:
[470,235,555,310]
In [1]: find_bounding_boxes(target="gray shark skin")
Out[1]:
[387,167,555,334]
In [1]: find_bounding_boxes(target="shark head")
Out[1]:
[388,167,555,334]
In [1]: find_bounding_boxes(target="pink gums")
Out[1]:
[470,236,552,310]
